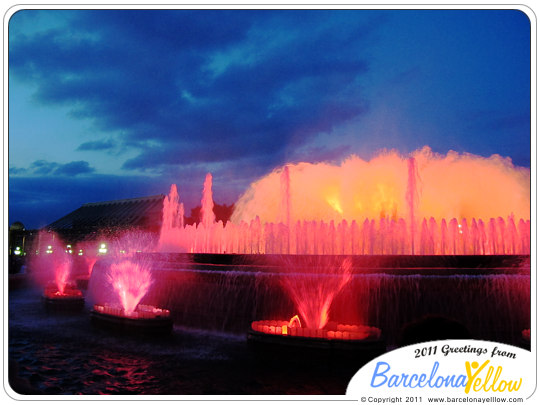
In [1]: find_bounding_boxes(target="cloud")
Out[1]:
[9,10,376,173]
[14,159,96,177]
[53,160,95,176]
[30,159,59,175]
[8,173,167,229]
[76,139,115,151]
[9,166,28,176]
[8,164,246,229]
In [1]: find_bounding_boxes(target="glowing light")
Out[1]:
[325,195,343,214]
[44,285,82,299]
[93,303,170,319]
[288,314,302,328]
[280,257,353,330]
[98,243,108,254]
[158,147,530,255]
[232,147,530,224]
[54,260,71,295]
[106,260,153,315]
[251,320,381,341]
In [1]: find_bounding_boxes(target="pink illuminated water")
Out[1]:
[158,148,530,255]
[28,230,76,293]
[54,259,71,294]
[106,260,153,315]
[201,173,215,228]
[159,184,185,252]
[278,256,353,329]
[406,157,419,254]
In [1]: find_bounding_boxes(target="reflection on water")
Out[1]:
[9,287,359,395]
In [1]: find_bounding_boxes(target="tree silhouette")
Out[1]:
[185,202,235,226]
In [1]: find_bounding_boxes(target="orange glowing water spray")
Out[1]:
[280,315,303,335]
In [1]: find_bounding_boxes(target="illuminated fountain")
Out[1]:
[42,257,84,311]
[27,231,85,311]
[89,231,172,334]
[151,147,530,347]
[42,274,85,312]
[248,256,384,354]
[158,148,530,255]
[250,317,380,342]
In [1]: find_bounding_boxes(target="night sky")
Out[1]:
[8,8,531,229]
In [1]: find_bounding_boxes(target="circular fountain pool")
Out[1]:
[90,304,173,335]
[248,318,384,360]
[42,284,85,312]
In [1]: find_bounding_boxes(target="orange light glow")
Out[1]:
[158,147,530,255]
[281,257,353,330]
[288,314,302,328]
[232,147,530,224]
[251,319,381,341]
[326,195,343,214]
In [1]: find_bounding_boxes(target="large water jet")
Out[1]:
[158,148,530,255]
[248,255,383,356]
[150,148,529,348]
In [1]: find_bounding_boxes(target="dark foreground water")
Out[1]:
[8,286,365,395]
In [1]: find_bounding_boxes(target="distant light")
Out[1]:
[98,243,108,254]
[67,244,72,248]
[47,245,52,249]
[68,249,73,254]
[14,250,21,256]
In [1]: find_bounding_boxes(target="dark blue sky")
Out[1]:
[8,9,531,229]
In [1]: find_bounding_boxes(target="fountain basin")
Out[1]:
[42,285,85,312]
[90,304,173,335]
[248,320,385,360]
[251,320,380,340]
